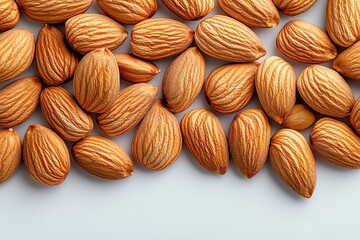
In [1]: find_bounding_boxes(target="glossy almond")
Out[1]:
[350,98,360,135]
[273,0,317,16]
[282,104,316,131]
[333,41,360,81]
[0,0,20,31]
[0,129,21,183]
[161,0,214,20]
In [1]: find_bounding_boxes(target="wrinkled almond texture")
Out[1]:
[273,0,317,16]
[351,98,360,135]
[161,0,214,20]
[0,0,20,31]
[333,41,360,81]
[0,129,21,183]
[282,104,316,131]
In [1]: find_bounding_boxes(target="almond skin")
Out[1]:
[0,129,21,183]
[97,0,158,24]
[282,104,316,131]
[180,109,229,175]
[72,136,134,180]
[310,118,360,169]
[97,83,158,136]
[0,77,42,128]
[131,18,194,60]
[205,63,259,114]
[228,109,271,178]
[162,47,206,113]
[17,0,93,24]
[23,124,70,186]
[195,15,266,62]
[65,14,128,55]
[276,20,337,64]
[297,65,355,118]
[255,56,296,124]
[270,129,316,198]
[0,0,20,31]
[161,0,214,20]
[73,48,120,113]
[132,100,182,171]
[0,28,35,83]
[273,0,317,16]
[36,25,78,86]
[350,98,360,135]
[218,0,279,28]
[333,41,360,81]
[40,87,94,142]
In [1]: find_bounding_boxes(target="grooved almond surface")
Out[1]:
[161,0,214,20]
[333,41,360,81]
[350,98,360,135]
[0,0,20,31]
[0,129,21,183]
[273,0,317,16]
[282,104,316,131]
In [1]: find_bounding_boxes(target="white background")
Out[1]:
[1,1,360,239]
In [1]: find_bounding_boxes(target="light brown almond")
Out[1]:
[0,0,20,31]
[161,0,214,20]
[333,41,360,81]
[350,98,360,135]
[273,0,317,16]
[0,129,21,183]
[283,104,316,131]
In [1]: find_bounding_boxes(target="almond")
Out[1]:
[333,41,360,81]
[0,28,35,83]
[297,65,355,118]
[72,136,134,180]
[282,104,316,131]
[310,118,360,169]
[228,109,271,178]
[40,87,94,141]
[161,0,214,20]
[36,25,78,86]
[255,56,296,124]
[276,20,337,63]
[195,15,266,62]
[114,53,160,83]
[273,0,317,16]
[65,14,127,55]
[205,63,259,114]
[162,47,205,113]
[0,77,42,128]
[73,48,120,113]
[23,124,70,186]
[180,109,229,175]
[218,0,279,28]
[131,18,194,60]
[350,98,360,135]
[17,0,93,24]
[270,129,316,198]
[97,0,158,24]
[0,129,21,183]
[97,83,158,136]
[327,0,360,47]
[0,0,20,31]
[132,100,182,171]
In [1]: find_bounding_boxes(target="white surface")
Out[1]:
[1,1,360,240]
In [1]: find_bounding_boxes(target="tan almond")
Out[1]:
[297,65,355,118]
[350,98,360,135]
[310,118,360,169]
[73,48,120,113]
[180,109,229,175]
[97,83,158,136]
[72,136,134,180]
[0,28,35,83]
[283,104,316,131]
[131,18,194,60]
[23,124,70,186]
[255,56,296,124]
[161,0,214,20]
[195,15,266,62]
[65,14,128,55]
[40,87,94,142]
[270,129,316,198]
[276,20,337,64]
[162,47,205,113]
[0,0,20,31]
[0,129,21,183]
[228,109,271,179]
[36,25,78,86]
[273,0,317,16]
[0,77,42,128]
[205,63,259,114]
[333,41,360,81]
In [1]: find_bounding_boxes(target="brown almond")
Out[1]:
[350,98,360,135]
[282,104,316,131]
[273,0,317,16]
[0,129,21,183]
[333,41,360,81]
[161,0,214,20]
[0,0,20,31]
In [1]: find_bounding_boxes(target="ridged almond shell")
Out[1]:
[282,104,316,131]
[0,129,21,183]
[333,41,360,81]
[273,0,317,16]
[0,0,20,31]
[350,98,360,135]
[161,0,214,20]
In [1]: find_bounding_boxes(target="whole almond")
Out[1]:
[205,63,259,114]
[73,48,120,113]
[97,0,158,24]
[40,87,94,141]
[162,47,205,113]
[114,53,160,83]
[310,118,360,169]
[0,28,35,83]
[0,77,42,128]
[97,83,158,136]
[282,104,316,131]
[72,136,134,180]
[270,129,316,198]
[180,109,229,175]
[0,129,21,183]
[17,0,93,24]
[350,98,360,135]
[0,0,20,31]
[297,65,355,118]
[36,25,78,86]
[23,124,70,186]
[273,0,317,16]
[276,20,337,63]
[333,41,360,81]
[228,109,271,178]
[195,15,266,62]
[131,18,194,60]
[218,0,279,28]
[255,56,296,124]
[65,14,127,55]
[161,0,214,20]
